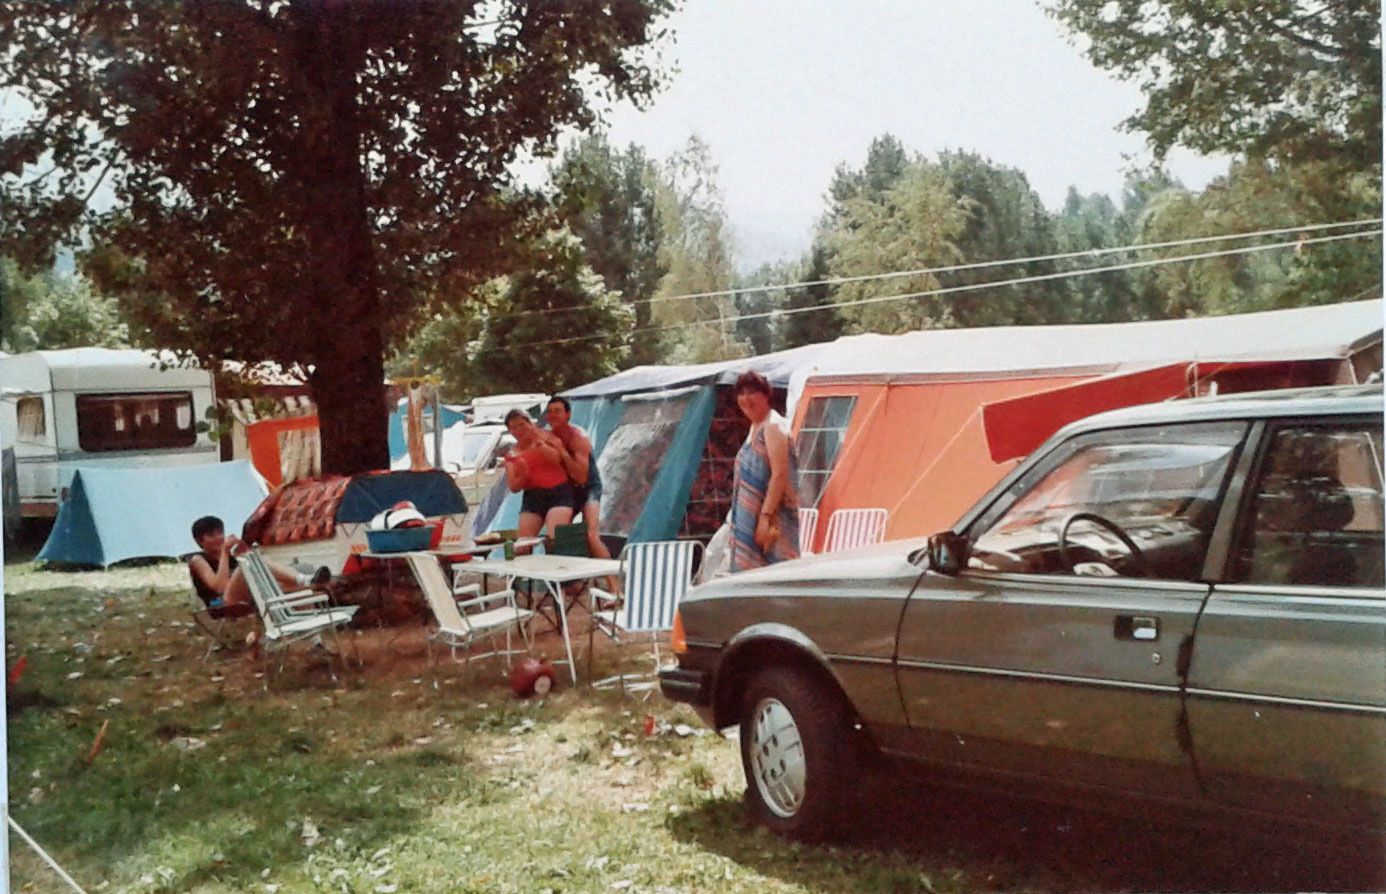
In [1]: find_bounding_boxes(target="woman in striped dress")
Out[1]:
[730,371,801,572]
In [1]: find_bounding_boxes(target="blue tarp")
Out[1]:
[336,470,468,523]
[387,403,468,460]
[624,386,716,543]
[37,460,268,567]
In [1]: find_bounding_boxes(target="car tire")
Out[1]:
[739,665,856,840]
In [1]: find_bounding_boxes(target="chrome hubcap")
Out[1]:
[749,697,806,818]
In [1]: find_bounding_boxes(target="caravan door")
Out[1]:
[1,351,61,516]
[10,391,59,515]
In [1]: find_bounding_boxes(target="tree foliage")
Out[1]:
[649,136,745,363]
[462,229,633,395]
[392,230,632,399]
[776,242,845,350]
[551,133,666,365]
[732,258,797,355]
[0,257,45,351]
[1048,0,1382,167]
[935,151,1069,326]
[0,262,129,352]
[1130,159,1382,316]
[0,1,673,472]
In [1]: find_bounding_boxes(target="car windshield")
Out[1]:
[968,422,1246,580]
[998,442,1232,530]
[457,430,496,466]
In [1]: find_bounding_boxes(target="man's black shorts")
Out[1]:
[521,483,575,517]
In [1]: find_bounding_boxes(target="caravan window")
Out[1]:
[75,392,197,452]
[796,396,856,507]
[16,396,46,443]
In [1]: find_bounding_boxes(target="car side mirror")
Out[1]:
[926,531,968,576]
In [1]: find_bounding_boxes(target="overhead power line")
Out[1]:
[492,217,1381,321]
[499,228,1382,350]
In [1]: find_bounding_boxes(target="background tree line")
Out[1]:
[9,133,1377,380]
[0,1,1378,470]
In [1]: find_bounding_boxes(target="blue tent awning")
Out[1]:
[336,470,468,523]
[477,384,716,544]
[37,461,267,567]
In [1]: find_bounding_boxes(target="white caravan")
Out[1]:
[0,348,217,518]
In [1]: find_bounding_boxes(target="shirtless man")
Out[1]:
[544,397,615,572]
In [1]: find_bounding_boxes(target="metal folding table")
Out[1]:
[460,554,622,684]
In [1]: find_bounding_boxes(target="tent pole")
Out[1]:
[431,383,444,471]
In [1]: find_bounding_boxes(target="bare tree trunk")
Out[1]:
[294,0,389,475]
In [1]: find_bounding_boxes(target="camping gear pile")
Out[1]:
[364,500,439,553]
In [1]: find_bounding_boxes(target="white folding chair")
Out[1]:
[588,540,702,691]
[798,507,820,555]
[242,549,358,683]
[405,553,534,682]
[823,507,888,552]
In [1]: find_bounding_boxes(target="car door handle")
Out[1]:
[1114,615,1159,641]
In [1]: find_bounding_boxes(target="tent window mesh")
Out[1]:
[597,390,695,537]
[75,391,197,453]
[796,395,856,507]
[17,396,45,442]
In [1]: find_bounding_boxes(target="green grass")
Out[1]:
[8,557,1365,893]
[3,559,987,894]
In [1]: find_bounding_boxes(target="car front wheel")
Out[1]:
[739,665,855,840]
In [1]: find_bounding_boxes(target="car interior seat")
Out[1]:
[1246,432,1359,586]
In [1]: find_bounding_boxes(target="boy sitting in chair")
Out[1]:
[188,515,330,615]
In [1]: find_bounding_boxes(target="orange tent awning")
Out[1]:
[245,415,319,489]
[980,364,1191,464]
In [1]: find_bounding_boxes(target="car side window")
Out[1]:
[1233,421,1385,589]
[967,422,1246,581]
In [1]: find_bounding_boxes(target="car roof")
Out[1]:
[1059,384,1383,438]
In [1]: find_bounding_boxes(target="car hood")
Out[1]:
[687,536,930,602]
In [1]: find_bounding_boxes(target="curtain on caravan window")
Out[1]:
[17,396,45,442]
[75,392,197,452]
[597,388,698,537]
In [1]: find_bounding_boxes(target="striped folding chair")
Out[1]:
[797,507,820,555]
[823,507,888,552]
[588,539,702,691]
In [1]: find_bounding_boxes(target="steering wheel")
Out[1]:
[1058,512,1146,577]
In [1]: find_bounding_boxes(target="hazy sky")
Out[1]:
[596,0,1231,270]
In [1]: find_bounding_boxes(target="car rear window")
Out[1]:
[1234,421,1385,589]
